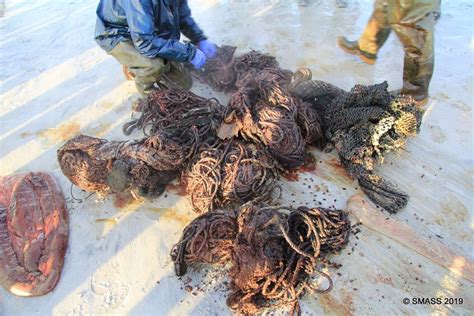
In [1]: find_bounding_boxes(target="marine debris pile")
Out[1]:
[56,46,424,314]
[58,134,185,198]
[223,70,308,168]
[289,68,423,212]
[171,202,351,314]
[122,89,224,156]
[186,139,279,213]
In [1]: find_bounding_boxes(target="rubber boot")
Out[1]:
[400,58,433,107]
[392,10,438,106]
[337,37,377,65]
[338,0,391,65]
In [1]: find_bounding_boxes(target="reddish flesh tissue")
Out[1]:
[0,172,68,296]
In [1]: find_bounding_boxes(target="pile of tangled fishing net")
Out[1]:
[191,45,325,152]
[185,139,279,213]
[57,133,186,198]
[122,89,224,159]
[171,202,351,315]
[221,69,318,169]
[180,47,325,212]
[190,45,282,93]
[289,68,423,212]
[223,67,327,167]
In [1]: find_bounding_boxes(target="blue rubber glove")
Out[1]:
[199,40,217,59]
[190,48,206,69]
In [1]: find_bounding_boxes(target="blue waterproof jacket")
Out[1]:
[95,0,207,62]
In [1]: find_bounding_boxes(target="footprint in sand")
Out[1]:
[427,124,447,143]
[85,269,131,312]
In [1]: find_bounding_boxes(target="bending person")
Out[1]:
[94,0,217,95]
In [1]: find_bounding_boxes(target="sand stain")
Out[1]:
[113,192,143,211]
[375,274,394,286]
[427,124,447,144]
[439,195,468,222]
[159,208,191,227]
[85,122,112,137]
[37,122,81,145]
[281,154,317,182]
[296,58,318,69]
[281,170,299,182]
[318,289,354,316]
[326,158,350,178]
[101,101,114,109]
[310,157,351,183]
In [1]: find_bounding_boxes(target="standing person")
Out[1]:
[94,0,217,95]
[337,0,441,105]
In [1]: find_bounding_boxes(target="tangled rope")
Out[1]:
[122,89,224,161]
[190,46,284,92]
[191,45,238,92]
[190,46,319,168]
[233,50,282,87]
[171,202,351,315]
[171,209,237,277]
[185,139,279,213]
[295,101,326,148]
[223,70,308,168]
[289,68,423,212]
[57,133,185,197]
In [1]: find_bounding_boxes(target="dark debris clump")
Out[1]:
[171,202,351,315]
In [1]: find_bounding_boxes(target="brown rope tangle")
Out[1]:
[185,139,279,213]
[295,100,326,149]
[223,70,310,169]
[190,46,325,168]
[122,89,224,161]
[189,45,282,93]
[190,45,238,92]
[171,209,237,277]
[57,133,185,198]
[171,202,351,315]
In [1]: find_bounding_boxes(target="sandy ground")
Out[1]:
[0,0,473,315]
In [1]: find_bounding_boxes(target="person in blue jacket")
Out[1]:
[94,0,217,95]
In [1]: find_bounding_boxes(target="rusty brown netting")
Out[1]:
[185,139,279,213]
[57,133,185,197]
[171,202,351,315]
[289,67,424,212]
